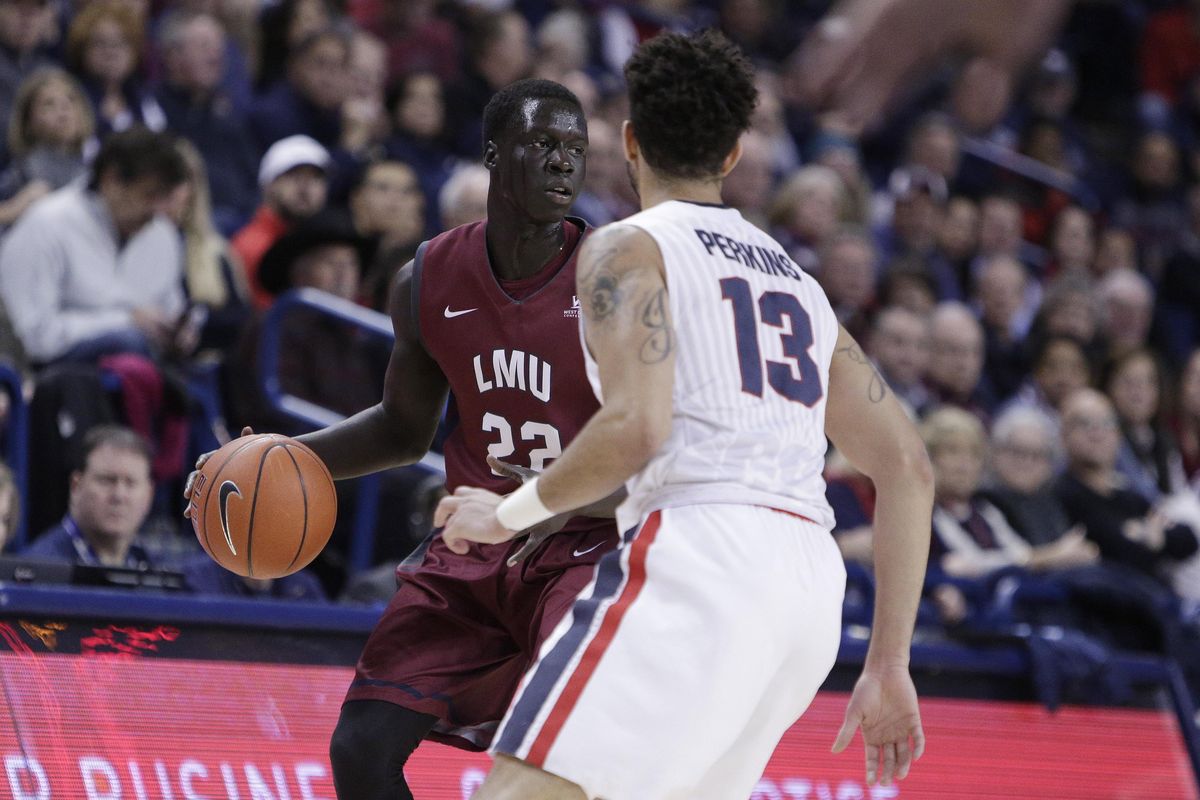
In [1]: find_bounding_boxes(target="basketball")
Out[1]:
[187,434,337,579]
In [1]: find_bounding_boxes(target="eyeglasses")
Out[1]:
[1064,416,1118,432]
[996,443,1053,460]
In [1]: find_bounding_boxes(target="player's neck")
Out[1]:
[637,171,724,210]
[486,217,567,281]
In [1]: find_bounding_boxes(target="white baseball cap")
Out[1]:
[257,135,331,188]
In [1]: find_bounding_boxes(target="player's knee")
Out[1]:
[329,700,431,775]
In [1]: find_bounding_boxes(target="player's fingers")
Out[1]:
[864,743,879,786]
[831,707,860,753]
[507,537,538,567]
[912,723,927,762]
[486,456,527,482]
[880,741,897,786]
[442,532,470,555]
[183,471,196,500]
[240,426,255,437]
[896,737,912,780]
[433,496,460,527]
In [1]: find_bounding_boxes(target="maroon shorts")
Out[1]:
[344,522,619,750]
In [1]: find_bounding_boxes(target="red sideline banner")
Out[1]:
[0,652,1196,799]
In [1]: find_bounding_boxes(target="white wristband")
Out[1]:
[496,477,555,531]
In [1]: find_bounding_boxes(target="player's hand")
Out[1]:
[182,426,255,514]
[435,486,518,554]
[487,456,571,566]
[791,0,1072,129]
[832,664,925,786]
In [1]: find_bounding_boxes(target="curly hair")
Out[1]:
[481,78,581,150]
[624,29,757,180]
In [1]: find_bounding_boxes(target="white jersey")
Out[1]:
[585,199,839,533]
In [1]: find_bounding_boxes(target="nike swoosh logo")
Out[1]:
[444,305,478,318]
[218,480,242,555]
[572,542,604,558]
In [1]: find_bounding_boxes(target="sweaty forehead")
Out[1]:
[519,98,586,138]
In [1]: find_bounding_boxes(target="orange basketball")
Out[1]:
[187,434,337,579]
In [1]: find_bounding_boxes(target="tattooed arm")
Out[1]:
[826,324,931,768]
[434,225,674,548]
[529,224,674,513]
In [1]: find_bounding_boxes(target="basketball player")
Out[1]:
[186,79,618,800]
[436,31,933,799]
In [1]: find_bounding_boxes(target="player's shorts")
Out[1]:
[344,523,618,750]
[491,504,846,800]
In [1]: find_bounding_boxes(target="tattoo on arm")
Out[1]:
[836,342,888,403]
[583,249,621,322]
[638,288,674,364]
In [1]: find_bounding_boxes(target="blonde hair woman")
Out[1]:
[0,67,95,228]
[169,140,251,353]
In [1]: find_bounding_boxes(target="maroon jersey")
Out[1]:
[415,217,605,535]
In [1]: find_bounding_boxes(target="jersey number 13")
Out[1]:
[720,277,823,406]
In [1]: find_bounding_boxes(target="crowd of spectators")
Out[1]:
[0,0,1194,701]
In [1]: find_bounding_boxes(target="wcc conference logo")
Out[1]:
[564,296,580,319]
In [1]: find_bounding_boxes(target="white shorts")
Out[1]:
[490,504,846,800]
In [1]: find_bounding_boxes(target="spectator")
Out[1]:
[230,212,383,433]
[182,553,327,601]
[1111,130,1186,279]
[935,195,980,297]
[349,159,423,310]
[1139,1,1200,125]
[1055,388,1198,581]
[341,30,389,159]
[22,425,157,568]
[768,164,843,273]
[362,0,459,85]
[154,9,258,235]
[0,67,92,230]
[904,112,962,189]
[1003,334,1092,424]
[534,9,590,76]
[445,10,533,157]
[1045,205,1096,280]
[66,0,166,138]
[1031,275,1101,360]
[926,302,995,423]
[722,129,774,229]
[817,229,876,341]
[975,254,1030,402]
[232,134,330,308]
[437,163,489,232]
[1103,348,1187,503]
[256,0,337,93]
[1097,267,1154,360]
[823,450,875,569]
[867,306,931,416]
[0,460,19,553]
[249,26,350,152]
[923,406,1097,579]
[1093,226,1139,277]
[811,133,871,227]
[1176,348,1200,486]
[1158,184,1200,364]
[0,0,56,153]
[570,118,636,228]
[975,193,1039,272]
[0,127,186,364]
[167,139,251,354]
[384,70,453,233]
[878,263,936,317]
[876,166,958,299]
[982,405,1082,547]
[751,71,800,177]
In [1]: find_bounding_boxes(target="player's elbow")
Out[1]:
[897,435,935,497]
[611,404,671,467]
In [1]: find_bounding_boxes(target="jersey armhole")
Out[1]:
[410,240,430,353]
